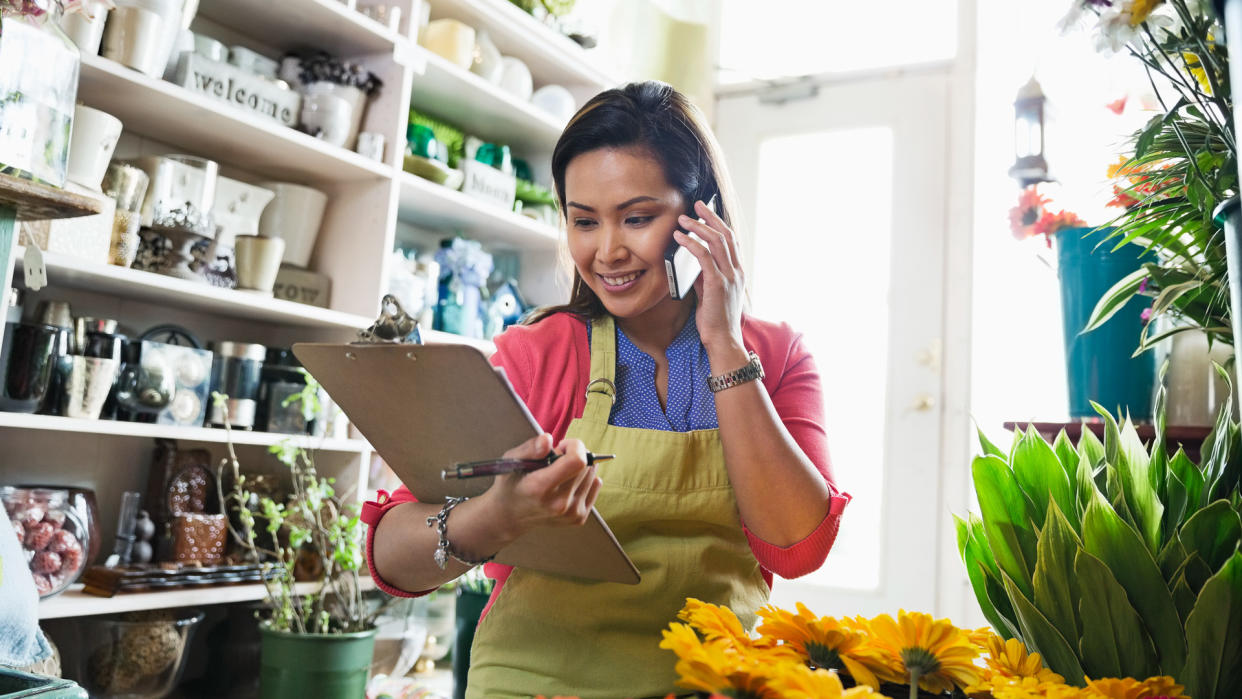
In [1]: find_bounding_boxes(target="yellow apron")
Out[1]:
[467,315,770,699]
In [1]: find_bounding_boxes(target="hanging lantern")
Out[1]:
[1008,76,1052,187]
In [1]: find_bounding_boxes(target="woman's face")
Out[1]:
[564,147,687,321]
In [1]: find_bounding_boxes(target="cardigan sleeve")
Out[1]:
[743,329,851,579]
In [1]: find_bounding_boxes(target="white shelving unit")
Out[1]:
[16,247,376,330]
[0,412,369,453]
[39,577,378,620]
[2,0,606,619]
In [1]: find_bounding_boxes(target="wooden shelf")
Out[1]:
[39,576,377,619]
[0,412,370,453]
[396,171,558,251]
[425,0,616,90]
[76,54,392,185]
[0,173,103,220]
[16,247,375,330]
[423,328,496,355]
[197,0,405,58]
[409,45,565,156]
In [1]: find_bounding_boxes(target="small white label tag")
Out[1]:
[23,243,47,291]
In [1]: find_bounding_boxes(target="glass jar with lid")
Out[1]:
[1,485,91,598]
[0,0,81,186]
[207,341,266,429]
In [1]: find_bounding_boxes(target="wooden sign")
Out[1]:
[461,160,517,211]
[174,53,302,127]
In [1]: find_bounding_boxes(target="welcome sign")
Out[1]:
[174,54,302,127]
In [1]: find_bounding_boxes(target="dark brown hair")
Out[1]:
[525,81,740,324]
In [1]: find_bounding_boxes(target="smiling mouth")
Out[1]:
[598,270,645,289]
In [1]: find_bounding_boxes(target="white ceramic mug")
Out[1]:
[302,82,367,149]
[356,132,386,162]
[420,19,475,69]
[100,0,183,77]
[67,105,123,190]
[531,84,576,123]
[59,2,111,56]
[235,235,286,293]
[300,90,353,148]
[257,181,328,268]
[498,56,533,101]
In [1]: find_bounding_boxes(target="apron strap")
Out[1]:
[583,315,617,423]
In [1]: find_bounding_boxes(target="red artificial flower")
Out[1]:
[1106,96,1128,114]
[1009,186,1050,241]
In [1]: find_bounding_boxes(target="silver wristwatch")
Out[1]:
[707,352,764,393]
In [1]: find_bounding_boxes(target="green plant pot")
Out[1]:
[259,625,377,699]
[1055,227,1157,419]
[451,589,490,699]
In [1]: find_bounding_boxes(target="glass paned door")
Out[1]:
[715,71,952,617]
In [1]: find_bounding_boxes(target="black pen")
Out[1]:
[442,452,615,480]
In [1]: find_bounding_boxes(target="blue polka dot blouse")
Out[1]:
[588,311,719,432]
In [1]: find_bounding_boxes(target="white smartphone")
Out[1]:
[664,194,718,300]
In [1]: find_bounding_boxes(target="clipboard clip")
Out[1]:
[356,295,424,345]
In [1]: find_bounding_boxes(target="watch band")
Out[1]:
[707,351,764,393]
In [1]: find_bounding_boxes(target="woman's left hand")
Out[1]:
[674,199,746,353]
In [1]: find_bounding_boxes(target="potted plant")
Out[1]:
[1074,1,1236,356]
[213,390,382,699]
[956,378,1242,698]
[1009,187,1157,418]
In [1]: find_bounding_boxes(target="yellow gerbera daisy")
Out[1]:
[1128,0,1165,26]
[679,598,753,650]
[1083,676,1189,699]
[867,610,982,696]
[983,635,1064,684]
[765,663,894,699]
[756,603,899,690]
[1140,676,1188,699]
[659,623,778,698]
[991,678,1086,699]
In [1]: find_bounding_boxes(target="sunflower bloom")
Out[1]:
[867,611,982,696]
[756,603,898,690]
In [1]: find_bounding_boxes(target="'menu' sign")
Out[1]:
[175,54,302,127]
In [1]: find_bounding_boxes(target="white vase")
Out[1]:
[59,3,111,56]
[1164,329,1233,427]
[257,181,328,268]
[235,235,286,293]
[100,0,181,77]
[66,105,123,190]
[303,82,367,149]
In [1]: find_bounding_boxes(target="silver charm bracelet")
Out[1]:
[426,496,496,569]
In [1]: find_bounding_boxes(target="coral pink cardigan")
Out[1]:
[362,312,850,609]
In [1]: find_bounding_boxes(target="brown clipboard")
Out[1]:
[292,342,641,585]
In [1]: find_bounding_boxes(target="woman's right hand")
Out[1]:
[484,433,602,536]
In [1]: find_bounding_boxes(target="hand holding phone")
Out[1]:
[664,194,718,300]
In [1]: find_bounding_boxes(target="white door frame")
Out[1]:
[710,0,976,620]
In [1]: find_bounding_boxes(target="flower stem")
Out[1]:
[908,670,921,699]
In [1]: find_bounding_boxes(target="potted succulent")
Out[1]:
[213,391,381,699]
[957,377,1242,698]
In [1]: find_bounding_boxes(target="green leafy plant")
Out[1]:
[957,377,1242,697]
[213,391,377,634]
[1075,0,1237,352]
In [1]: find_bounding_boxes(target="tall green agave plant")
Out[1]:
[957,382,1242,698]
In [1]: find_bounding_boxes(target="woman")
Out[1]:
[364,81,849,698]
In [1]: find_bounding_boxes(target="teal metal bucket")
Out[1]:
[1055,227,1157,419]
